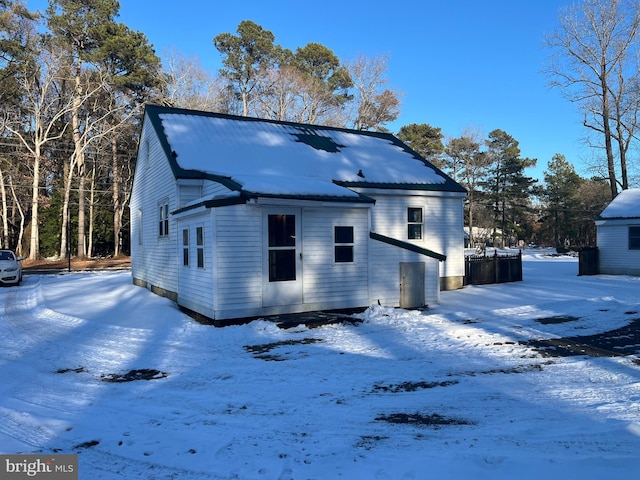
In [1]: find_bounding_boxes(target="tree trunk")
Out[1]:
[71,59,87,258]
[59,160,74,259]
[601,66,618,200]
[28,152,40,260]
[0,166,8,249]
[112,136,121,256]
[9,176,24,256]
[87,165,96,258]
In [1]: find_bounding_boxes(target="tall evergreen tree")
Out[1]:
[397,123,445,168]
[213,20,278,117]
[541,154,583,247]
[484,129,537,247]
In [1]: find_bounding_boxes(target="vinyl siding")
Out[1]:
[215,205,263,312]
[301,207,370,307]
[368,193,465,280]
[597,221,640,275]
[130,118,179,295]
[369,239,440,306]
[176,211,215,315]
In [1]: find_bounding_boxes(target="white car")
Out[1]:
[0,250,23,286]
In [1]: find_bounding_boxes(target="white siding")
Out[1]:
[202,181,233,198]
[301,207,370,308]
[130,118,179,295]
[176,211,215,316]
[368,192,465,280]
[369,239,440,306]
[215,204,263,315]
[597,221,640,275]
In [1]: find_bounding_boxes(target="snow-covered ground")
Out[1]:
[1,249,640,479]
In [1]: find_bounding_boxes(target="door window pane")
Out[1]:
[630,226,640,250]
[269,250,296,282]
[269,215,295,247]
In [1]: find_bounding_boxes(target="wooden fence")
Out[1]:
[465,251,523,286]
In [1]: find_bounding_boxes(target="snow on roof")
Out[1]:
[155,109,448,198]
[599,188,640,219]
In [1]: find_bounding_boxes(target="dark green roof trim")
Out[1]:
[369,232,447,261]
[336,180,466,193]
[172,194,250,215]
[243,190,376,204]
[596,215,640,221]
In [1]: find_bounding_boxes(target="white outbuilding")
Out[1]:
[130,105,467,324]
[596,188,640,276]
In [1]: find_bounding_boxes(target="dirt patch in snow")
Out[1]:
[371,380,458,393]
[535,315,580,325]
[375,413,475,428]
[101,369,168,382]
[244,338,323,361]
[522,318,640,358]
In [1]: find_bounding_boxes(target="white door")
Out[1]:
[262,208,303,307]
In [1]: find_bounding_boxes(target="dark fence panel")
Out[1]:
[578,247,599,276]
[465,251,523,286]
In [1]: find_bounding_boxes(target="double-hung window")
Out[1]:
[158,202,169,237]
[182,229,189,266]
[629,226,640,250]
[408,207,423,240]
[334,226,354,263]
[196,226,205,268]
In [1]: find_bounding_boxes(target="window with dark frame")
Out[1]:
[407,207,423,240]
[137,209,143,245]
[334,226,354,263]
[159,203,169,237]
[630,226,640,250]
[182,228,189,266]
[196,226,204,268]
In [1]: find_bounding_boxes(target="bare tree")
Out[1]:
[160,48,228,111]
[546,0,640,199]
[0,47,73,259]
[445,127,490,247]
[346,53,401,132]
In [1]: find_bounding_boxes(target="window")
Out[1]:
[137,209,143,245]
[335,226,354,263]
[182,229,189,266]
[158,203,169,237]
[196,226,205,268]
[408,207,423,240]
[630,226,640,250]
[268,214,296,282]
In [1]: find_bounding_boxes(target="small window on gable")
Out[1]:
[145,139,150,168]
[335,226,354,263]
[182,229,189,266]
[629,226,640,250]
[196,226,205,268]
[408,207,423,240]
[158,202,169,237]
[137,209,143,245]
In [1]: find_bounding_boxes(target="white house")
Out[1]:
[130,105,467,323]
[596,188,640,276]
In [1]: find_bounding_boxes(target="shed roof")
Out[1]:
[598,189,640,220]
[144,105,466,201]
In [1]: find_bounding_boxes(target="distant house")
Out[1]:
[596,188,640,276]
[130,105,467,323]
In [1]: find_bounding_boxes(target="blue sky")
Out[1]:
[28,0,589,182]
